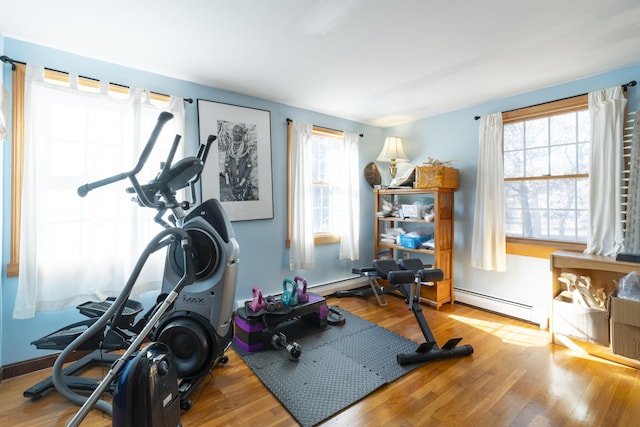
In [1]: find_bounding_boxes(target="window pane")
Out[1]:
[313,184,338,233]
[550,144,576,175]
[525,118,548,148]
[577,142,589,174]
[550,112,576,146]
[526,209,549,239]
[504,181,524,209]
[525,147,549,176]
[504,123,524,150]
[312,135,341,184]
[505,208,523,236]
[576,177,589,207]
[549,179,574,209]
[549,209,576,241]
[525,180,548,209]
[577,210,589,242]
[522,181,547,238]
[577,110,590,142]
[504,149,524,178]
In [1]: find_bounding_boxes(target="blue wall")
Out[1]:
[387,64,640,321]
[0,38,383,365]
[2,36,639,367]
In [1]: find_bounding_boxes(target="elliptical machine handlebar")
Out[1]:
[77,111,174,198]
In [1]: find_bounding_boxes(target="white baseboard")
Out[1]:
[455,287,543,326]
[235,277,368,310]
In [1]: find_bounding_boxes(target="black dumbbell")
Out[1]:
[271,332,301,361]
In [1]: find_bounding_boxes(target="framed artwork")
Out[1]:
[197,99,273,221]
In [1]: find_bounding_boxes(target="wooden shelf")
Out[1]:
[378,242,435,255]
[374,187,455,308]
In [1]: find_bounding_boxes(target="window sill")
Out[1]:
[286,233,341,248]
[506,238,585,259]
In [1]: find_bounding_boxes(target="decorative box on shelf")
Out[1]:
[415,166,459,189]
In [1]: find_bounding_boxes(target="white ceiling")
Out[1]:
[2,0,640,127]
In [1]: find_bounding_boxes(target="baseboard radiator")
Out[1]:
[454,287,540,325]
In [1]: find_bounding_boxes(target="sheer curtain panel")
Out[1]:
[14,64,185,319]
[289,121,315,270]
[471,112,506,272]
[338,131,360,261]
[584,86,627,256]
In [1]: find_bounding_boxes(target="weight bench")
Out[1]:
[338,266,396,306]
[342,261,434,306]
[372,258,474,365]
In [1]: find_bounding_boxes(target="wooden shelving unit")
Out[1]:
[374,187,455,308]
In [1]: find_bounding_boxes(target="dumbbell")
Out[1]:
[265,295,284,312]
[271,332,301,361]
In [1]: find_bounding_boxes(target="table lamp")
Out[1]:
[376,136,408,180]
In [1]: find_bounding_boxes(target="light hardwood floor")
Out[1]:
[1,293,639,427]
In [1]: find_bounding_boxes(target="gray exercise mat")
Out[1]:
[232,307,426,427]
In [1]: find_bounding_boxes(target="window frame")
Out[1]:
[286,123,343,248]
[502,94,589,259]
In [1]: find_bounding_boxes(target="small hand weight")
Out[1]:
[281,278,298,306]
[249,286,266,312]
[294,275,309,303]
[271,332,301,361]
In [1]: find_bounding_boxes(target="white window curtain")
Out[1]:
[623,110,640,252]
[338,131,360,261]
[13,64,185,319]
[289,121,315,270]
[471,112,506,272]
[584,86,627,256]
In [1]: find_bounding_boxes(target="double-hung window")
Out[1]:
[309,126,344,243]
[287,125,344,245]
[286,120,360,269]
[503,95,590,257]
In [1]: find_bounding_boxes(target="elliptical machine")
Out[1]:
[50,111,239,426]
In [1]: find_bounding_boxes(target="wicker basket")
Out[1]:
[415,166,459,189]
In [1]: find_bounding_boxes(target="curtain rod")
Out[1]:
[473,80,637,120]
[0,54,193,103]
[286,118,364,137]
[1,55,20,70]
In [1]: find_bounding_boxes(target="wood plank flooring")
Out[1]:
[1,293,639,426]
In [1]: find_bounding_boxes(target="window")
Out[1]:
[502,95,590,257]
[8,65,177,278]
[9,63,186,318]
[310,127,344,241]
[287,125,344,246]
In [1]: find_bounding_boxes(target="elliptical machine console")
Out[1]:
[53,111,239,426]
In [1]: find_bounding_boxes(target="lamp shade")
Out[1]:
[376,136,408,162]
